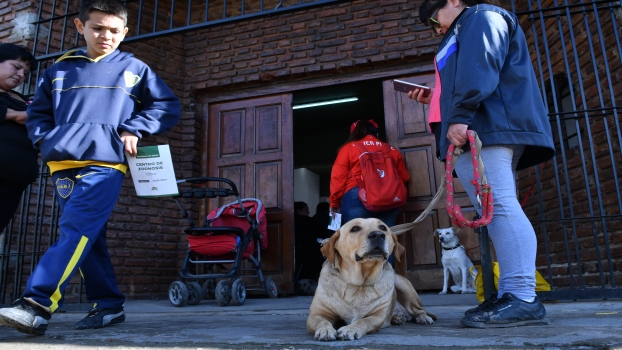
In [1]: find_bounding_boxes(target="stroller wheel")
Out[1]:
[202,280,215,300]
[168,281,188,307]
[264,278,278,298]
[186,281,203,305]
[215,280,231,306]
[230,279,246,306]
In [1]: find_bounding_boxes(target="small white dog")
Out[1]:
[436,227,477,294]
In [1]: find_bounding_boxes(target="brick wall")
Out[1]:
[183,0,439,92]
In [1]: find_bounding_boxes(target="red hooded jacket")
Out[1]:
[329,135,410,209]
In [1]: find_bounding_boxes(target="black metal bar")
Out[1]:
[535,166,554,288]
[45,0,59,55]
[474,221,495,300]
[153,0,159,33]
[59,0,70,52]
[187,0,191,26]
[169,0,175,29]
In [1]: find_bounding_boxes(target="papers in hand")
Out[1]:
[126,145,179,197]
[328,212,341,231]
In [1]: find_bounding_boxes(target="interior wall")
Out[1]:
[294,168,320,216]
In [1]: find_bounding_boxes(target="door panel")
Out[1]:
[208,94,294,294]
[383,75,489,291]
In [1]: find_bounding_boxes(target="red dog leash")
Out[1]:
[445,131,493,229]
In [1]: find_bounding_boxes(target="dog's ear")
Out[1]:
[434,229,440,236]
[452,227,461,235]
[320,230,340,264]
[391,232,405,262]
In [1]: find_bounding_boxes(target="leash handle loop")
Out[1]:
[445,131,493,228]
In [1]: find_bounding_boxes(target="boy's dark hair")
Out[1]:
[79,0,128,26]
[294,201,309,213]
[419,0,500,26]
[0,43,36,71]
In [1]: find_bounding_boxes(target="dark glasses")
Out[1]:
[428,7,441,32]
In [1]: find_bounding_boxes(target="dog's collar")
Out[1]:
[442,244,464,251]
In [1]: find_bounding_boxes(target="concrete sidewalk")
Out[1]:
[1,293,621,349]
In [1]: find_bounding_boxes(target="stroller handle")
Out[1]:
[177,177,239,196]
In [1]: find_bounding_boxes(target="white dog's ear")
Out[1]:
[452,227,461,235]
[434,229,440,236]
[320,230,340,264]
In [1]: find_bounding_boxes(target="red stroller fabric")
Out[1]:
[187,198,267,259]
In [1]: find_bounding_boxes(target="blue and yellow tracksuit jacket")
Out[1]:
[26,49,180,173]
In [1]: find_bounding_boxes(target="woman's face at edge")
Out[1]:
[434,0,466,36]
[0,59,29,92]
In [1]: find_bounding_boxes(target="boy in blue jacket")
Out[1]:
[0,0,180,335]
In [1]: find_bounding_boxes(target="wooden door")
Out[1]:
[383,75,486,291]
[207,94,294,294]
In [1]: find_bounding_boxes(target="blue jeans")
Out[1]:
[341,187,400,265]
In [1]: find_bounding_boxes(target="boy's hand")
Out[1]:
[120,131,139,157]
[5,109,28,124]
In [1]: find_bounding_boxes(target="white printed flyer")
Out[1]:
[126,145,179,197]
[327,212,342,231]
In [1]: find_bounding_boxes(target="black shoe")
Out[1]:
[74,307,125,330]
[460,292,551,328]
[464,294,498,315]
[0,298,52,335]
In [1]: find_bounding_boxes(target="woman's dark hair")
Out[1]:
[419,0,500,26]
[0,43,36,71]
[337,119,379,152]
[79,0,128,26]
[316,202,330,213]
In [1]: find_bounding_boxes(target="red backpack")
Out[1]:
[352,142,408,212]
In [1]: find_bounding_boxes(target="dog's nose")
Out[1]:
[368,231,385,241]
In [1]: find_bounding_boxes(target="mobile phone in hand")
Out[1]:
[393,79,432,97]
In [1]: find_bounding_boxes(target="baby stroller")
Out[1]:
[167,177,277,307]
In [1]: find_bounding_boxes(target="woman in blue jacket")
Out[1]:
[409,0,555,328]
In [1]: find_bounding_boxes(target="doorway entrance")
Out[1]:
[292,79,386,216]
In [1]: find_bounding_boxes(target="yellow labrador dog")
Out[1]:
[307,218,436,341]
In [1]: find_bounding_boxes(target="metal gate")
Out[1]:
[510,0,622,300]
[2,0,621,303]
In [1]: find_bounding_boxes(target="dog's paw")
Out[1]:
[314,327,338,341]
[415,314,435,325]
[439,290,447,295]
[337,325,365,340]
[391,312,408,325]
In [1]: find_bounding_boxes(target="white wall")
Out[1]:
[294,168,320,216]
